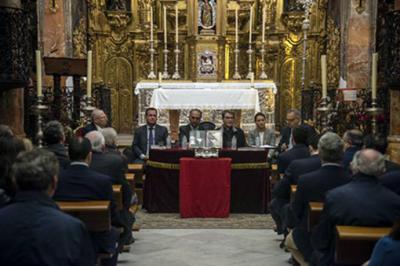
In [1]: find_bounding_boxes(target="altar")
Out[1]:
[134,80,277,135]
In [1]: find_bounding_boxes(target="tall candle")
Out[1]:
[175,4,178,44]
[150,6,153,42]
[235,7,239,43]
[248,5,253,44]
[262,6,266,43]
[321,54,327,99]
[371,53,378,100]
[35,50,42,97]
[159,72,162,84]
[163,6,167,45]
[87,50,92,98]
[251,72,255,86]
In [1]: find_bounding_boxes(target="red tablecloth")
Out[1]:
[179,157,232,218]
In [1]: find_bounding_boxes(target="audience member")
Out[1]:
[286,132,350,265]
[248,112,275,147]
[277,126,310,174]
[43,120,70,169]
[82,109,109,136]
[270,134,321,235]
[312,149,400,266]
[179,109,204,146]
[218,110,246,148]
[342,129,363,169]
[379,170,400,196]
[131,107,168,162]
[86,130,135,248]
[368,219,400,266]
[0,124,13,138]
[0,149,95,265]
[278,109,316,152]
[363,133,400,173]
[54,137,119,266]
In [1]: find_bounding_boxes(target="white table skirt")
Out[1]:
[150,88,260,111]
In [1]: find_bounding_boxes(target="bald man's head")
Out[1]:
[350,149,385,177]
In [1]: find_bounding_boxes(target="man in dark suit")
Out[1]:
[363,133,400,173]
[218,110,246,148]
[379,170,400,196]
[82,108,108,136]
[179,109,204,146]
[312,149,400,266]
[278,109,316,152]
[86,130,135,248]
[271,135,321,235]
[0,149,95,266]
[277,126,310,174]
[132,107,168,162]
[342,129,363,169]
[54,137,119,266]
[43,120,70,169]
[286,132,351,265]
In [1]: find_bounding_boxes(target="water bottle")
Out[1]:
[231,135,237,149]
[255,136,261,147]
[181,136,187,149]
[166,136,171,148]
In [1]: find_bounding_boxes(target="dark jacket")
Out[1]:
[0,191,95,266]
[179,124,205,145]
[81,122,98,136]
[44,143,70,169]
[218,126,246,148]
[379,170,400,196]
[272,154,321,200]
[278,124,316,150]
[385,160,400,173]
[132,124,168,159]
[342,145,361,170]
[277,143,310,174]
[369,236,400,266]
[312,173,400,266]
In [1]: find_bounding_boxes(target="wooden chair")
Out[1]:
[308,202,323,231]
[125,173,135,191]
[112,185,123,211]
[128,163,144,204]
[335,225,390,265]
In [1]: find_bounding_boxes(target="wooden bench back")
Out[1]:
[308,201,323,231]
[112,185,123,211]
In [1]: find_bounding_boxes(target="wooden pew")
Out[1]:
[308,202,323,231]
[128,163,143,173]
[335,225,391,265]
[290,185,297,201]
[57,201,111,232]
[125,173,136,191]
[112,185,123,211]
[128,163,144,204]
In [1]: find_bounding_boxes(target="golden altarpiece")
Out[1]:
[82,0,339,134]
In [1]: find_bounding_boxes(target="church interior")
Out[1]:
[1,0,400,265]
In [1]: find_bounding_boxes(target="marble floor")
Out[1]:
[118,229,290,266]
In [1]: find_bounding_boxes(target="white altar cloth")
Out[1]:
[150,88,260,111]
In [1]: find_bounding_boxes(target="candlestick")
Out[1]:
[164,6,167,44]
[35,50,42,97]
[87,50,92,98]
[235,7,239,43]
[175,5,178,44]
[371,52,378,100]
[147,6,156,79]
[321,54,327,99]
[250,72,255,88]
[150,6,153,42]
[248,5,253,44]
[262,6,266,43]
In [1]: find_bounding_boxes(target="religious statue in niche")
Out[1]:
[198,0,217,33]
[197,50,217,78]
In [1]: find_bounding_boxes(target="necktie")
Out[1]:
[149,127,154,146]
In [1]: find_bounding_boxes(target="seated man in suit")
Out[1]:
[218,110,246,148]
[132,107,168,162]
[54,137,120,266]
[363,133,400,173]
[278,109,316,152]
[312,149,400,266]
[82,108,108,136]
[86,130,135,248]
[248,112,275,147]
[43,120,70,169]
[277,126,310,174]
[271,135,321,235]
[379,170,400,196]
[342,129,363,169]
[179,109,204,146]
[286,132,351,265]
[0,149,95,266]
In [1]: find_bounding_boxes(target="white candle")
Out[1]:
[251,72,255,86]
[371,53,378,100]
[262,6,266,43]
[235,7,239,43]
[164,6,167,45]
[87,50,92,98]
[249,5,253,44]
[159,72,162,84]
[321,55,327,99]
[35,50,42,97]
[175,4,178,44]
[150,6,153,42]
